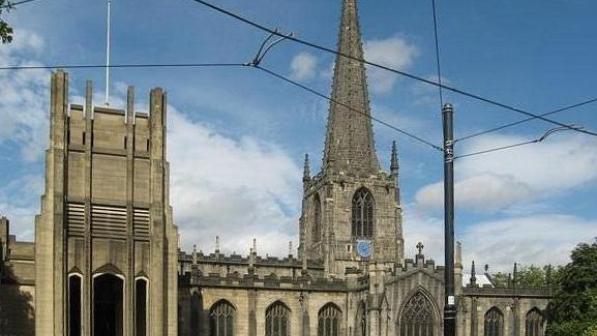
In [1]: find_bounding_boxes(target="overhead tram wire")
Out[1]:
[1,0,41,9]
[455,97,597,142]
[253,64,443,152]
[188,0,597,138]
[0,62,248,71]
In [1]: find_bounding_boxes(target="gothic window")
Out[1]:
[313,194,322,242]
[484,307,504,336]
[525,308,544,336]
[399,291,434,336]
[356,301,367,336]
[352,188,373,238]
[265,301,290,336]
[318,303,341,336]
[210,300,235,336]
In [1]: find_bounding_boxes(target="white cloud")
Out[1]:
[168,109,302,256]
[0,30,51,162]
[415,134,597,212]
[364,36,418,94]
[402,204,596,272]
[460,214,597,272]
[289,52,318,81]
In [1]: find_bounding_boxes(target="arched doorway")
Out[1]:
[93,273,124,336]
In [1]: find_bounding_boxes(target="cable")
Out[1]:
[254,65,443,152]
[188,0,597,138]
[1,0,40,9]
[456,97,597,142]
[431,0,443,107]
[455,139,539,160]
[0,62,247,70]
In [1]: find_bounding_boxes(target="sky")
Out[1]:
[0,0,596,273]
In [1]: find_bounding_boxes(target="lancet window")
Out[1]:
[525,308,544,336]
[352,188,373,238]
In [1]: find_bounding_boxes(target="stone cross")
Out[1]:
[416,242,424,255]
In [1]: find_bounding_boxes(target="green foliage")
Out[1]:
[490,264,562,289]
[546,239,597,336]
[0,0,14,44]
[583,325,597,336]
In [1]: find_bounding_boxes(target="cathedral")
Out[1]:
[0,0,552,335]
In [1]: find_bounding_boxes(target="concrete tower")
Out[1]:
[299,0,404,277]
[34,71,178,335]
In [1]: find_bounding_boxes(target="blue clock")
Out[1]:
[356,240,372,258]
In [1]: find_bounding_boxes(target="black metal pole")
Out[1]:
[442,103,457,336]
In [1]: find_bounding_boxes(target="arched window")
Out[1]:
[525,308,544,336]
[210,300,235,336]
[318,303,341,336]
[484,307,504,336]
[355,301,367,336]
[68,274,82,336]
[265,301,290,336]
[399,291,434,336]
[313,194,322,242]
[352,188,373,238]
[135,278,148,336]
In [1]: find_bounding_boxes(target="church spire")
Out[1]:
[390,140,399,177]
[323,0,380,176]
[303,153,311,182]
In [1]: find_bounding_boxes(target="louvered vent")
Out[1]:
[133,208,150,240]
[66,202,85,236]
[91,204,127,239]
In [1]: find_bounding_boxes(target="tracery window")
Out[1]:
[313,194,322,242]
[318,303,341,336]
[484,307,504,336]
[265,301,290,336]
[525,308,544,336]
[209,300,235,336]
[399,291,434,336]
[352,188,373,238]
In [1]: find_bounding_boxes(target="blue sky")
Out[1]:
[1,0,596,272]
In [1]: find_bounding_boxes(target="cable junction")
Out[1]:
[188,0,597,138]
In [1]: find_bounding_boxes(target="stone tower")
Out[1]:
[34,71,179,335]
[299,0,404,277]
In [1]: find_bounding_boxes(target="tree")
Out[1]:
[490,265,562,289]
[546,238,597,336]
[0,0,14,44]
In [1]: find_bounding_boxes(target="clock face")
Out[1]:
[356,240,372,258]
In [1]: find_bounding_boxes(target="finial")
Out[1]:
[303,154,311,183]
[192,244,197,265]
[215,236,220,253]
[253,238,257,254]
[470,260,477,286]
[513,262,518,288]
[390,141,399,176]
[249,247,255,269]
[416,242,424,255]
[288,241,293,257]
[508,273,512,288]
[484,264,489,273]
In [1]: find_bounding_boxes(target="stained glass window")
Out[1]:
[525,308,544,336]
[400,292,434,336]
[318,303,341,336]
[265,301,290,336]
[210,300,235,336]
[352,188,373,238]
[484,307,504,336]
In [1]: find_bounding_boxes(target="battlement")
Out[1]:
[179,267,368,292]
